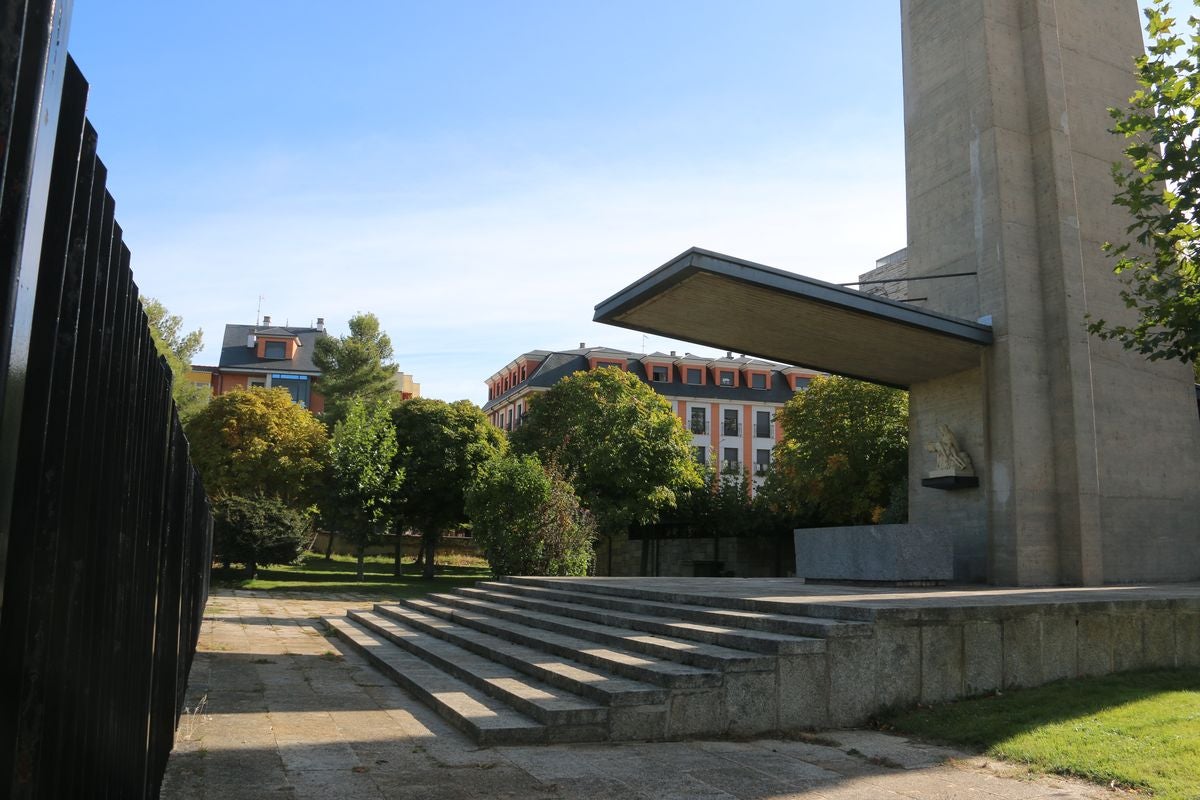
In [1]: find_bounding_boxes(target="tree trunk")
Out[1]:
[356,545,366,581]
[413,537,425,570]
[422,530,437,580]
[393,531,403,577]
[246,558,257,579]
[324,531,335,561]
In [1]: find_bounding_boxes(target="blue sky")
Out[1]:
[66,2,1168,404]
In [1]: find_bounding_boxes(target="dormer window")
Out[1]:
[751,373,767,389]
[686,368,701,384]
[264,341,286,359]
[651,365,669,382]
[719,370,734,386]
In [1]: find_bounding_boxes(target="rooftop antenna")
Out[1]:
[641,333,648,353]
[256,295,264,325]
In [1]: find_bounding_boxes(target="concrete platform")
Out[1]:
[162,590,1120,799]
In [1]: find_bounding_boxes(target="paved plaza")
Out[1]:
[161,590,1126,800]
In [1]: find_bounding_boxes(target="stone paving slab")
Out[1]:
[161,589,1130,800]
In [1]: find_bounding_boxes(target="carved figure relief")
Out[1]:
[925,423,974,475]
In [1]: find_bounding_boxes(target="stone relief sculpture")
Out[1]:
[925,423,974,475]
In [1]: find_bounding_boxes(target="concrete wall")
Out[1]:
[807,598,1200,728]
[901,0,1200,584]
[908,369,989,582]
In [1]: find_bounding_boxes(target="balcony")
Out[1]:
[721,422,740,437]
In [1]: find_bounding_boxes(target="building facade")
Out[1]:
[483,344,819,490]
[208,315,328,413]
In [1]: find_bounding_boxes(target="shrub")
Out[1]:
[466,454,595,577]
[212,494,312,577]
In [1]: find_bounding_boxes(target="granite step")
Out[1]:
[324,616,547,746]
[376,601,722,690]
[483,580,874,637]
[344,609,608,736]
[452,586,826,655]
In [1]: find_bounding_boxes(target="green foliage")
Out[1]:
[510,367,702,538]
[1089,1,1200,365]
[391,398,506,577]
[211,494,311,577]
[883,668,1200,800]
[141,296,209,421]
[312,312,401,425]
[760,376,908,525]
[185,386,329,506]
[466,454,596,577]
[325,398,403,577]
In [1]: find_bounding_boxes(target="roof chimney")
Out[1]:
[262,314,271,326]
[670,350,676,357]
[726,351,733,358]
[316,317,325,332]
[579,342,586,349]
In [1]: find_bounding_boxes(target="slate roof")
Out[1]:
[217,323,326,374]
[482,346,808,412]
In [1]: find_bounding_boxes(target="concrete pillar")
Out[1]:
[902,0,1200,584]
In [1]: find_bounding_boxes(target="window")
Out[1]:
[794,376,811,390]
[722,447,739,472]
[690,407,707,434]
[755,449,771,475]
[521,366,526,380]
[249,379,266,388]
[751,373,767,389]
[693,446,706,465]
[755,410,771,438]
[272,376,311,407]
[264,341,286,359]
[507,408,513,431]
[686,367,701,384]
[719,370,734,386]
[722,409,739,436]
[651,365,669,382]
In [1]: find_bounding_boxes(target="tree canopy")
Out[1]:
[510,367,702,539]
[466,453,595,577]
[391,398,506,577]
[141,296,209,421]
[211,493,311,578]
[760,375,908,526]
[185,386,329,506]
[325,397,404,579]
[1089,0,1200,366]
[312,312,400,424]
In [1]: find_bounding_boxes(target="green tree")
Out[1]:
[141,296,209,421]
[211,494,311,578]
[760,375,908,526]
[312,312,400,425]
[1088,1,1200,366]
[324,398,404,580]
[185,386,329,506]
[466,454,595,577]
[391,398,506,579]
[510,367,702,571]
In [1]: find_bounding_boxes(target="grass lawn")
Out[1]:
[881,668,1200,799]
[210,550,493,600]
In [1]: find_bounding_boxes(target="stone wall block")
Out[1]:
[777,654,830,730]
[919,625,964,704]
[723,671,778,736]
[1143,609,1176,668]
[1076,613,1113,676]
[962,621,1002,695]
[1110,612,1145,673]
[1174,612,1200,667]
[827,638,878,727]
[666,688,724,739]
[875,625,922,709]
[1039,614,1078,681]
[1002,615,1043,688]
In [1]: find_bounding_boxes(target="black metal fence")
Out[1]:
[0,2,213,797]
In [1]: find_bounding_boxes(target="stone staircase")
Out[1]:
[325,577,873,745]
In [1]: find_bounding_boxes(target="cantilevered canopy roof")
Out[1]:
[593,248,993,388]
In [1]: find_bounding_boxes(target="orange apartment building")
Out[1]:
[206,315,328,412]
[483,344,820,490]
